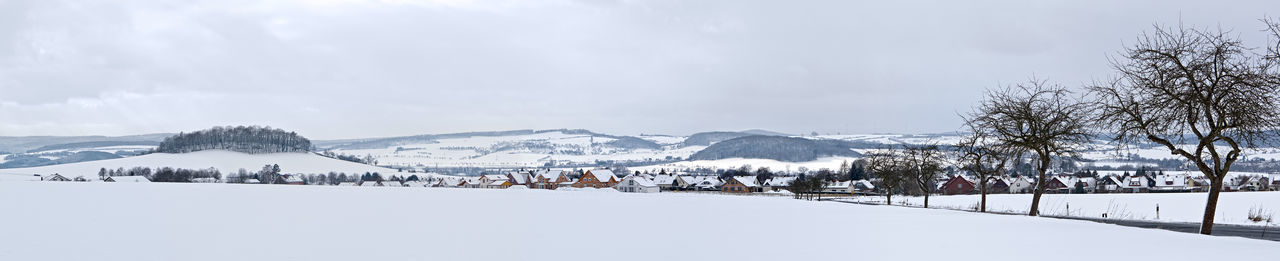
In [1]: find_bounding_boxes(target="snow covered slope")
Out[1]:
[0,150,397,181]
[847,192,1280,226]
[327,130,701,168]
[0,182,1274,261]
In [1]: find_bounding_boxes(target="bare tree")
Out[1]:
[865,146,908,205]
[955,120,1021,212]
[1091,22,1280,235]
[969,79,1092,216]
[902,144,944,208]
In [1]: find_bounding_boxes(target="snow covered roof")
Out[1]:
[826,180,850,189]
[482,174,509,181]
[437,178,462,187]
[337,182,357,186]
[622,176,657,188]
[488,180,508,186]
[765,177,796,187]
[732,176,760,187]
[853,180,875,190]
[284,176,304,183]
[652,175,678,185]
[533,170,566,182]
[404,181,431,187]
[507,172,530,184]
[586,169,618,182]
[695,178,723,188]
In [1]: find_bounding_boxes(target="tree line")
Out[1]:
[156,126,312,154]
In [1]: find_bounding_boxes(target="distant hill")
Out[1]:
[317,129,661,151]
[0,134,170,154]
[740,129,793,136]
[0,150,399,180]
[27,141,160,153]
[682,132,755,147]
[0,151,123,169]
[689,136,861,162]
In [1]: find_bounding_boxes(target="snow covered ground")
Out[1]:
[0,150,399,181]
[0,182,1275,261]
[846,192,1280,226]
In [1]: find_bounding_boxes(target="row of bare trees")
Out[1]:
[960,19,1280,235]
[863,144,944,208]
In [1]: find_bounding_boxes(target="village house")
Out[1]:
[652,174,680,191]
[985,178,1009,194]
[852,180,876,193]
[103,176,150,183]
[572,169,619,188]
[41,174,71,182]
[674,176,704,190]
[462,177,486,188]
[1095,176,1123,193]
[617,175,659,193]
[939,176,976,195]
[692,176,723,191]
[506,171,532,187]
[1044,176,1074,194]
[487,179,512,189]
[823,180,852,194]
[721,176,759,193]
[435,177,463,188]
[763,176,796,192]
[1150,173,1191,192]
[1119,175,1150,193]
[531,170,570,189]
[1007,177,1035,194]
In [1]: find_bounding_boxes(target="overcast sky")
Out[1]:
[1,0,1277,139]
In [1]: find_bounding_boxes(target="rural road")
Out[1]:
[822,198,1280,242]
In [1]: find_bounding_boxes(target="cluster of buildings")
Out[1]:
[936,172,1279,195]
[332,168,878,195]
[39,173,151,183]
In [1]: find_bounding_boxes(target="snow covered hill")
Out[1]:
[0,182,1274,261]
[0,150,399,181]
[323,129,704,169]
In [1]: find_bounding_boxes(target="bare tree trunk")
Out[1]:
[1029,153,1050,216]
[886,193,892,205]
[923,192,930,208]
[980,180,988,212]
[1201,178,1223,235]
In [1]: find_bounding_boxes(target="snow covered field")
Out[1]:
[1,182,1276,261]
[847,192,1280,226]
[0,150,398,181]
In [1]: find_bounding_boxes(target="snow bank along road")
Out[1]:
[2,182,1277,261]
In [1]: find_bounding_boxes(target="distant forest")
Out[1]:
[156,126,312,154]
